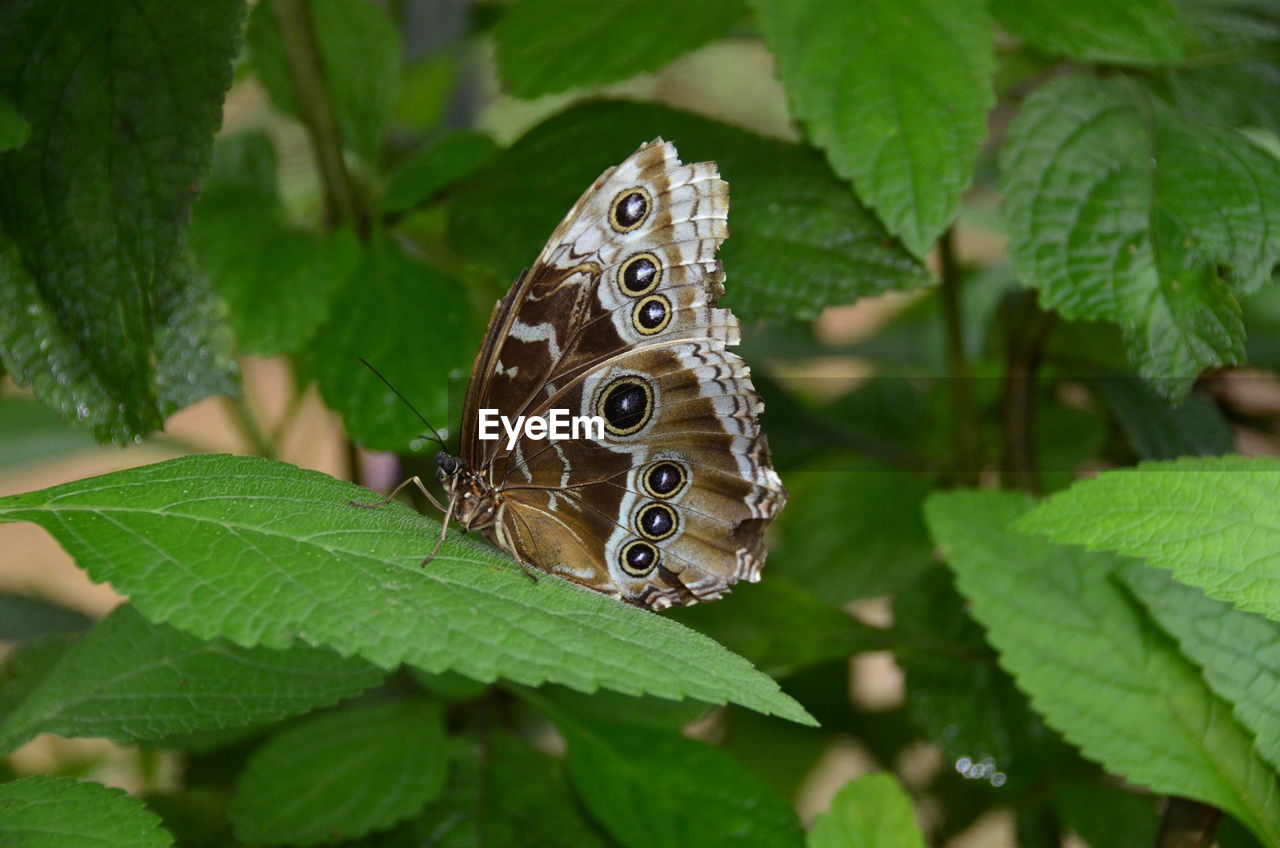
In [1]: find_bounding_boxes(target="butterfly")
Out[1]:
[376,140,785,610]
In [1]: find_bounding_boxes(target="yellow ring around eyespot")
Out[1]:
[619,538,659,577]
[632,294,672,335]
[635,502,678,541]
[617,252,662,297]
[596,376,654,436]
[642,462,687,499]
[609,186,653,233]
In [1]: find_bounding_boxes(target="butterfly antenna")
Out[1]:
[357,357,449,453]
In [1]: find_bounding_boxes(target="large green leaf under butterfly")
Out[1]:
[0,454,813,726]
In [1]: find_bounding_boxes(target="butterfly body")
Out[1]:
[440,139,785,610]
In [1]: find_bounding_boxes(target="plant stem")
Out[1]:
[939,227,980,486]
[271,0,369,237]
[998,291,1053,494]
[1153,798,1221,848]
[222,396,276,459]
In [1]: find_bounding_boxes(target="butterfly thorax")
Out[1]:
[435,452,497,531]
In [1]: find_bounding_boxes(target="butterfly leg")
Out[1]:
[499,507,539,584]
[420,496,457,568]
[514,557,540,584]
[350,476,446,513]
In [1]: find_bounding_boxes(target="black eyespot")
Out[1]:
[619,253,660,296]
[633,295,670,335]
[610,188,650,232]
[644,462,686,498]
[637,503,677,540]
[597,376,653,436]
[620,539,659,576]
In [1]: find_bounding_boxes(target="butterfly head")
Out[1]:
[435,452,497,530]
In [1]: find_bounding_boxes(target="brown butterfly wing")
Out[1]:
[460,139,784,609]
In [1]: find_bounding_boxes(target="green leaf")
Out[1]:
[0,398,98,472]
[1019,455,1280,621]
[717,706,828,802]
[361,735,611,848]
[382,131,500,215]
[0,96,28,151]
[305,241,474,452]
[189,132,362,356]
[495,0,746,98]
[808,773,925,848]
[1053,780,1160,848]
[0,0,245,442]
[477,733,613,847]
[448,101,928,322]
[772,466,932,602]
[0,604,383,753]
[894,568,1058,785]
[1122,565,1280,774]
[230,698,445,845]
[1000,75,1280,398]
[0,593,91,641]
[538,699,805,848]
[524,683,711,733]
[1086,369,1234,459]
[669,577,884,678]
[1169,8,1280,137]
[751,0,996,256]
[247,0,401,160]
[0,776,174,848]
[0,635,76,725]
[991,0,1186,65]
[925,489,1280,844]
[0,454,814,725]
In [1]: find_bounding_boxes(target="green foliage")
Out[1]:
[3,0,1280,843]
[990,0,1187,65]
[0,399,97,472]
[247,0,402,161]
[807,774,926,848]
[0,0,244,442]
[772,466,933,602]
[0,593,91,641]
[0,776,173,848]
[893,568,1058,784]
[447,101,930,321]
[306,242,474,451]
[0,454,812,725]
[752,0,996,257]
[927,490,1280,844]
[0,604,383,753]
[540,695,805,848]
[1020,455,1280,620]
[230,698,446,845]
[1001,75,1280,398]
[1086,370,1235,459]
[189,132,363,356]
[0,97,28,152]
[1123,566,1280,774]
[496,0,748,99]
[381,131,499,214]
